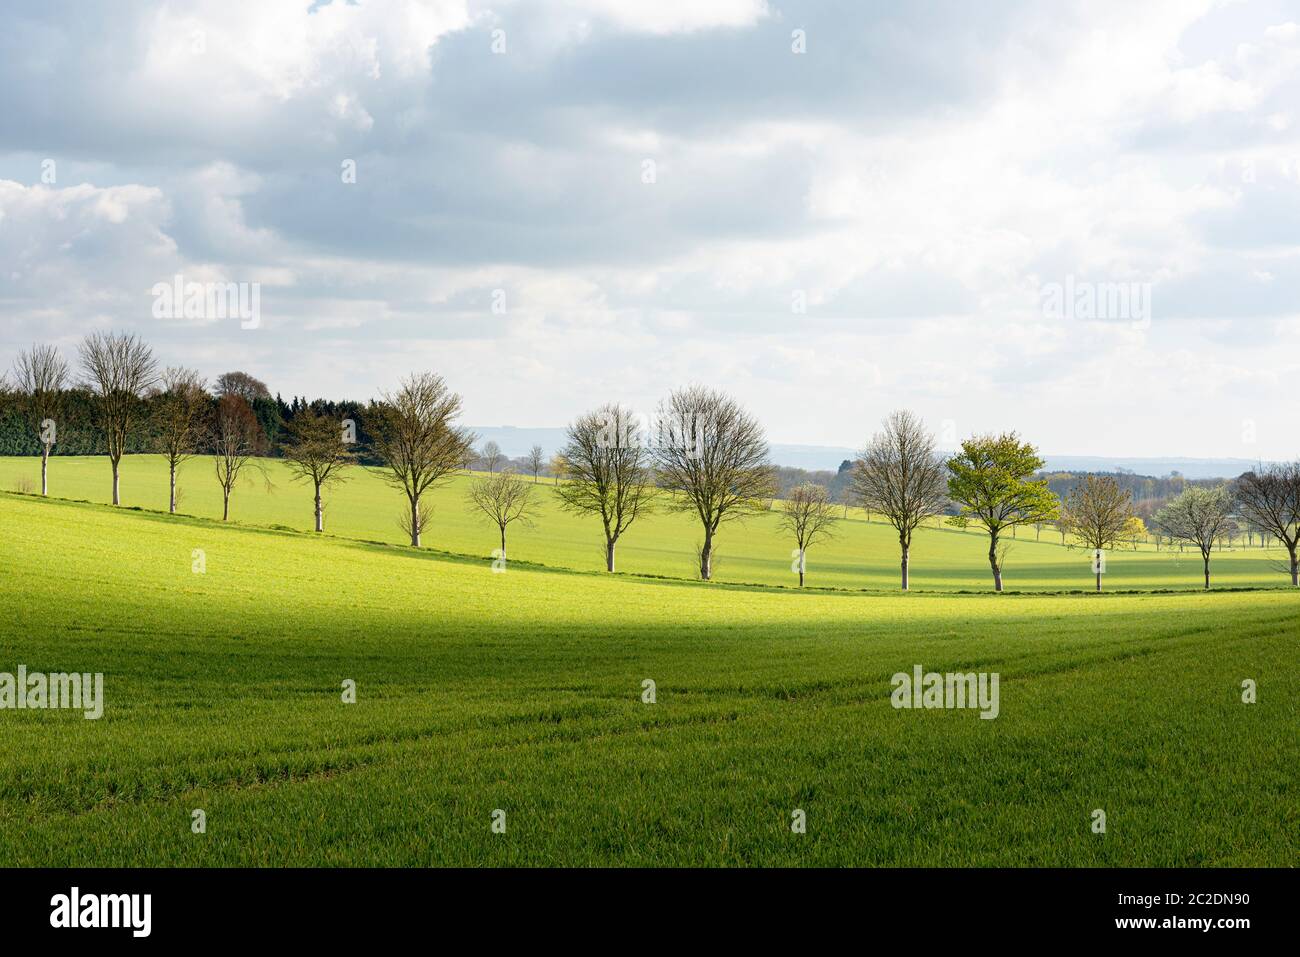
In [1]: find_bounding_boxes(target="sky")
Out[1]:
[1,0,1298,459]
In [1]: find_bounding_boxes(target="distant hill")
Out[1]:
[1038,456,1267,480]
[467,427,1268,479]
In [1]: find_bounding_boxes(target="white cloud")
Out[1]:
[1,0,1298,459]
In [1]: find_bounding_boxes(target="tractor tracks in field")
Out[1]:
[0,625,1256,823]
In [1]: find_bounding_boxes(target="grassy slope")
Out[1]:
[0,454,1291,592]
[0,492,1294,866]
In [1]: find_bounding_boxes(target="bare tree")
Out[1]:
[1234,463,1300,586]
[214,371,271,404]
[398,499,435,545]
[1060,475,1134,591]
[12,343,69,496]
[779,483,838,586]
[525,444,545,482]
[850,410,948,590]
[152,367,208,513]
[653,385,777,581]
[368,372,475,547]
[554,404,655,572]
[467,470,539,562]
[78,331,158,505]
[482,440,503,473]
[282,408,355,532]
[1155,485,1236,589]
[210,394,264,521]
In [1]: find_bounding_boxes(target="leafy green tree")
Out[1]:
[946,433,1059,592]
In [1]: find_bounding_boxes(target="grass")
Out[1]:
[0,454,1292,592]
[0,490,1295,866]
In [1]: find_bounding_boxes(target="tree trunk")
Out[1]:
[314,487,323,532]
[1095,569,1102,592]
[41,445,49,496]
[222,490,230,522]
[1290,546,1298,586]
[169,463,177,514]
[901,541,909,591]
[700,529,713,581]
[1202,555,1210,590]
[500,526,507,561]
[410,497,421,547]
[988,533,1002,592]
[111,458,121,506]
[606,538,616,573]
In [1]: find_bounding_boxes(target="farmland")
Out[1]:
[0,454,1291,593]
[0,481,1294,866]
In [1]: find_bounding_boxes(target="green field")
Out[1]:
[0,454,1291,592]
[0,466,1295,866]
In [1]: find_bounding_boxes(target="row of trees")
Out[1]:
[6,333,1298,591]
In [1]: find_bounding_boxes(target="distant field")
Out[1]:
[0,492,1295,866]
[0,454,1291,592]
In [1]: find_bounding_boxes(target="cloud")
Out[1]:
[0,0,1298,458]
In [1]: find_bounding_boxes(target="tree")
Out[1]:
[1056,518,1070,545]
[1234,463,1300,586]
[282,408,355,532]
[368,372,475,547]
[78,331,158,505]
[525,444,545,482]
[946,433,1059,592]
[152,367,208,514]
[1123,516,1147,550]
[1060,475,1133,591]
[548,453,567,485]
[214,371,271,404]
[210,394,264,521]
[467,470,539,562]
[1155,485,1235,589]
[11,343,69,496]
[554,405,655,572]
[779,483,838,586]
[653,385,777,581]
[482,440,503,473]
[398,500,434,546]
[850,410,947,590]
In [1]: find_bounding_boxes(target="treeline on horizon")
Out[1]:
[5,332,1298,591]
[0,373,1234,501]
